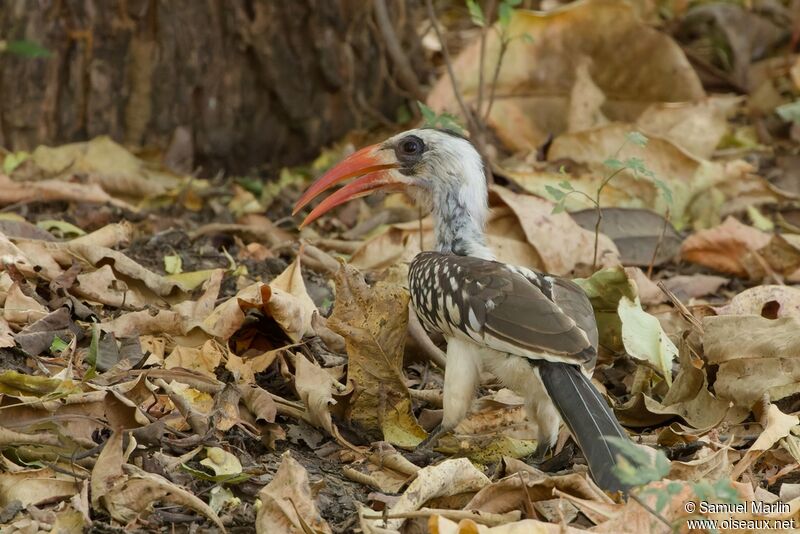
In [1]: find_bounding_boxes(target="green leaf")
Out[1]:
[557,180,574,191]
[5,40,51,58]
[623,157,655,178]
[618,294,677,385]
[607,436,670,487]
[545,184,565,200]
[418,101,437,123]
[86,324,100,374]
[520,32,535,44]
[551,201,566,214]
[466,0,486,27]
[505,0,523,6]
[626,131,649,147]
[49,336,69,354]
[776,100,800,124]
[603,158,624,170]
[235,176,263,197]
[439,113,466,135]
[498,2,513,28]
[653,178,673,205]
[3,151,30,174]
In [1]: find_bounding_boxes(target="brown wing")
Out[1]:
[409,252,597,366]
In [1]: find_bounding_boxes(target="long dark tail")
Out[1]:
[538,362,632,494]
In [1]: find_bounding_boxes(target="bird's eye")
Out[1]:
[397,135,425,159]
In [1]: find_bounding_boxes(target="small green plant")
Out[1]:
[424,0,529,156]
[608,437,741,527]
[465,0,530,123]
[546,131,672,270]
[418,101,465,134]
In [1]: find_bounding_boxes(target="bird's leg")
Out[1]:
[524,367,561,465]
[407,338,482,465]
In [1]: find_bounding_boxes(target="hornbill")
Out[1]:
[294,128,632,493]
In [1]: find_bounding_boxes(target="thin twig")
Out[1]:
[646,208,671,279]
[630,493,673,532]
[483,35,509,123]
[476,0,498,116]
[424,0,479,135]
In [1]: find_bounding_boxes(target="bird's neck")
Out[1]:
[432,185,495,261]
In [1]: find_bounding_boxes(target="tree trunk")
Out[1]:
[0,0,426,173]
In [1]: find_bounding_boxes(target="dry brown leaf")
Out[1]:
[165,339,225,378]
[241,384,277,423]
[75,264,147,308]
[328,264,426,446]
[367,458,491,532]
[3,283,47,324]
[267,255,317,342]
[0,316,14,348]
[0,174,135,210]
[490,186,619,274]
[292,353,342,437]
[256,451,332,534]
[0,468,80,507]
[661,274,729,302]
[467,460,610,520]
[669,447,731,482]
[24,136,182,199]
[714,285,800,318]
[69,243,188,297]
[704,315,800,407]
[427,0,703,151]
[615,358,735,429]
[635,97,740,159]
[681,217,771,277]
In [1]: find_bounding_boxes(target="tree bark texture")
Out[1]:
[0,0,426,173]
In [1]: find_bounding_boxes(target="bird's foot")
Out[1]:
[526,442,575,473]
[405,447,445,467]
[406,425,447,466]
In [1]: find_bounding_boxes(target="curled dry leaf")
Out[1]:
[255,451,332,534]
[266,255,317,342]
[681,216,771,278]
[292,353,343,438]
[366,458,491,532]
[241,384,277,423]
[91,430,226,531]
[3,283,48,325]
[328,263,426,446]
[427,0,703,151]
[0,468,81,508]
